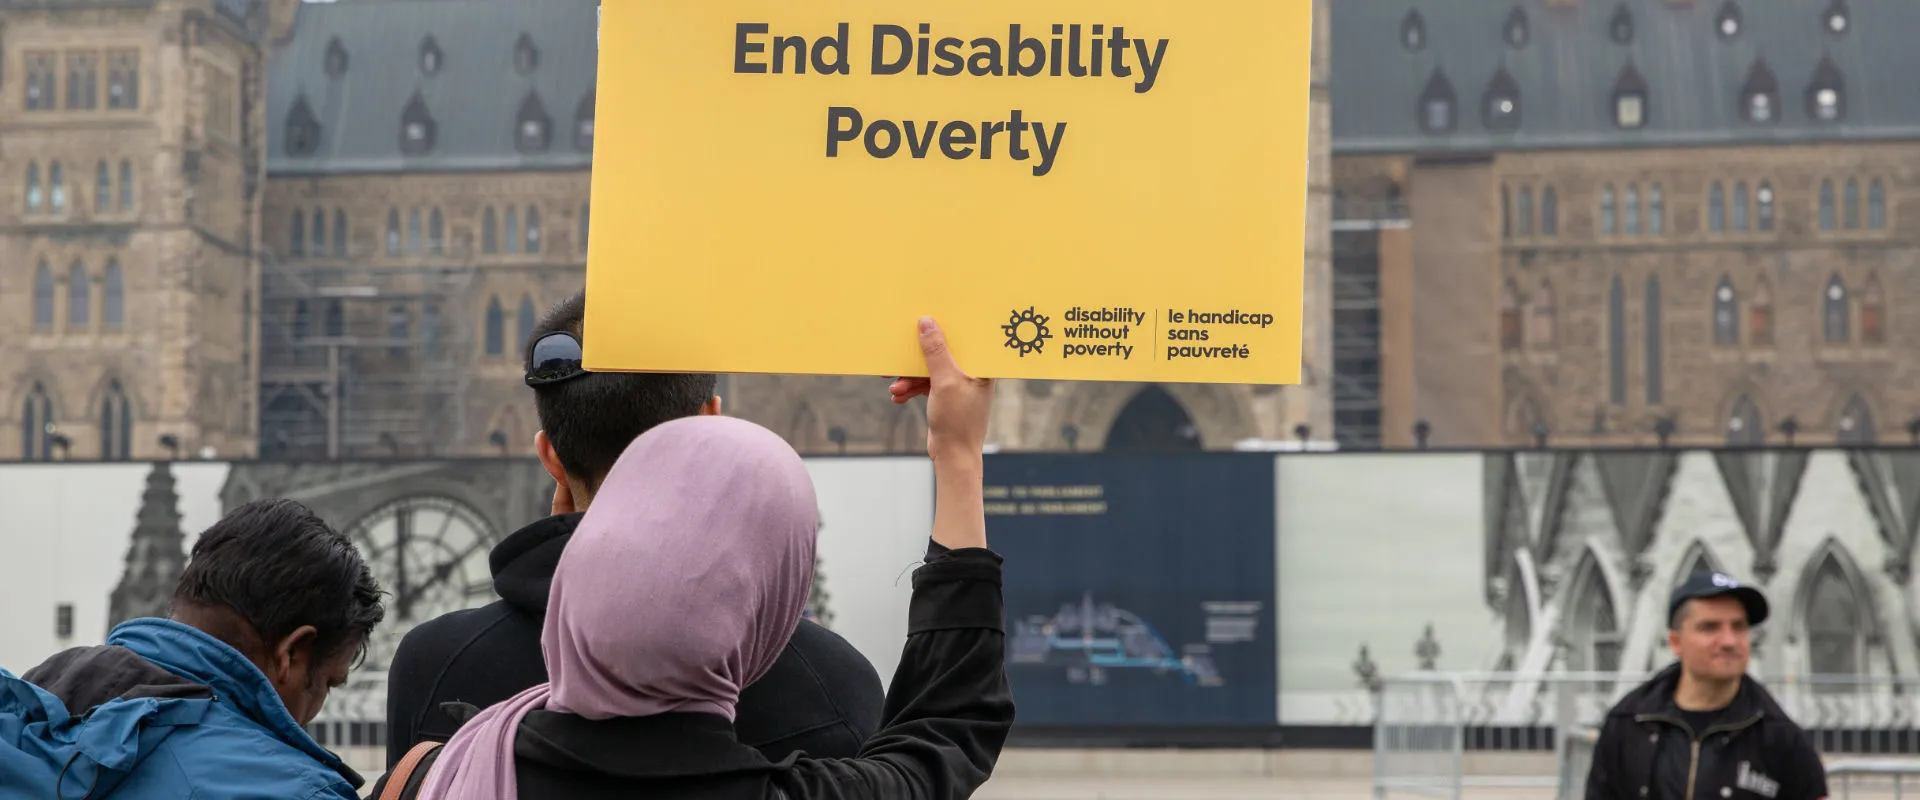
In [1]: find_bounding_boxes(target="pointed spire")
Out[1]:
[108,462,187,629]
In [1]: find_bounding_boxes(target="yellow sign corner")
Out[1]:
[583,1,1313,385]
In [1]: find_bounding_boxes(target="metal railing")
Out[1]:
[1374,671,1920,800]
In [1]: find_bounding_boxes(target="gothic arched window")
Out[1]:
[1838,395,1875,444]
[1713,275,1739,345]
[1501,279,1523,351]
[1727,395,1763,446]
[485,296,505,356]
[21,384,52,461]
[1824,274,1850,342]
[1608,276,1626,404]
[1644,275,1663,404]
[99,381,131,460]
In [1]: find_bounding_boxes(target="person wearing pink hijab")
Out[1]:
[376,317,1011,800]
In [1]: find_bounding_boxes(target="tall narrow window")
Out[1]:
[387,303,410,358]
[118,159,134,211]
[25,53,55,111]
[1824,274,1850,342]
[1710,182,1726,232]
[67,260,89,328]
[428,209,444,255]
[1601,185,1617,235]
[333,209,348,256]
[485,296,505,356]
[311,208,326,255]
[95,162,110,214]
[1613,64,1648,129]
[65,53,98,110]
[579,203,591,252]
[1541,188,1558,236]
[575,92,596,152]
[505,207,521,253]
[386,209,401,256]
[407,208,423,254]
[1751,278,1775,346]
[103,259,123,329]
[324,299,344,337]
[1530,280,1557,348]
[1649,184,1665,235]
[1869,179,1887,229]
[524,207,542,253]
[1502,186,1511,239]
[483,208,499,254]
[21,385,52,461]
[49,162,65,212]
[1501,279,1523,351]
[1733,182,1750,230]
[1517,188,1534,236]
[1861,273,1884,344]
[1821,179,1837,230]
[100,381,131,461]
[290,210,306,256]
[1713,276,1739,345]
[33,261,54,330]
[1844,179,1862,229]
[518,296,538,347]
[1624,184,1641,235]
[107,50,139,109]
[1757,182,1776,230]
[1609,276,1626,404]
[26,163,42,212]
[1644,275,1663,404]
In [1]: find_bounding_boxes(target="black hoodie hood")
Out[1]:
[489,512,586,613]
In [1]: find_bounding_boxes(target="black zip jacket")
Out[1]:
[384,512,887,769]
[1585,663,1829,800]
[373,545,1013,800]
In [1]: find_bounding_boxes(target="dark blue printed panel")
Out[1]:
[984,453,1276,726]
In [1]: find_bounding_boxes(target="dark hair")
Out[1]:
[172,499,385,664]
[527,290,718,485]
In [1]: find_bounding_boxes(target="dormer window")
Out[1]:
[1716,2,1743,38]
[514,33,539,75]
[1401,10,1426,52]
[1613,63,1648,129]
[284,94,320,157]
[1482,68,1521,132]
[1740,58,1778,124]
[1503,7,1529,49]
[516,91,551,153]
[420,37,443,75]
[324,37,348,77]
[1824,1,1850,35]
[400,92,437,155]
[575,91,595,152]
[1807,57,1845,122]
[1418,68,1456,134]
[1609,4,1635,44]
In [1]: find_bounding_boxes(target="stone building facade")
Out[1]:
[0,0,295,462]
[4,0,1332,461]
[1331,0,1915,449]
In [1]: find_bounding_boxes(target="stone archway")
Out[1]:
[1055,382,1258,451]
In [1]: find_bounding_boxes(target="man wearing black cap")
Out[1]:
[1585,570,1829,800]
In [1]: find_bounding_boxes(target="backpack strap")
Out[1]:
[379,739,444,800]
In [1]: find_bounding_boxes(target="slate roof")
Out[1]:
[266,0,599,174]
[1331,0,1915,155]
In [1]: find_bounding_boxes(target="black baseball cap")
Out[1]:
[1669,570,1769,627]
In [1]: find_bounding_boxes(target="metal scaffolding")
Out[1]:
[257,244,481,460]
[1330,193,1409,450]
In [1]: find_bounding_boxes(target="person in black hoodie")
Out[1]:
[375,316,1011,800]
[383,291,885,770]
[1585,571,1828,800]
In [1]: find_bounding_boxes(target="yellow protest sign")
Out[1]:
[584,0,1311,384]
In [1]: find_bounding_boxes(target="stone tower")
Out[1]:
[108,462,188,628]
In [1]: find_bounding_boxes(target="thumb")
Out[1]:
[918,316,960,377]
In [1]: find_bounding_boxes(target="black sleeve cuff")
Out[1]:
[924,538,952,561]
[908,548,1004,635]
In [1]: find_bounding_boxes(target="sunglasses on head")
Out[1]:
[525,331,589,387]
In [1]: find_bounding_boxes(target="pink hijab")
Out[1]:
[415,415,819,800]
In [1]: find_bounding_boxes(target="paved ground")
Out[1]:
[975,776,1919,800]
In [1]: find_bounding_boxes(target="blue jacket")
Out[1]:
[2,618,363,800]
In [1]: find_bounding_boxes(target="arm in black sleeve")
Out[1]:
[1777,726,1829,800]
[1585,717,1623,800]
[775,547,1014,800]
